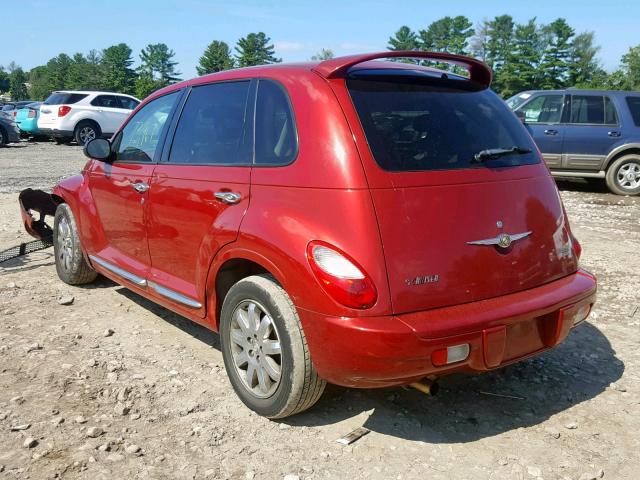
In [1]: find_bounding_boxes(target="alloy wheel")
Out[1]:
[616,162,640,190]
[79,127,96,144]
[229,300,282,398]
[57,216,73,271]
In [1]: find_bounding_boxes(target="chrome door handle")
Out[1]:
[608,131,621,137]
[544,129,558,135]
[131,182,149,193]
[214,191,242,204]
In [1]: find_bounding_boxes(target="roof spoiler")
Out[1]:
[312,51,492,88]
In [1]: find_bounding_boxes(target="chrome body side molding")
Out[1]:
[148,281,202,309]
[89,255,147,287]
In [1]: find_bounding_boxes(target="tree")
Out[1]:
[235,32,281,67]
[134,74,162,100]
[497,19,544,97]
[620,44,640,90]
[470,20,490,61]
[539,18,575,89]
[388,26,419,52]
[568,32,601,87]
[311,48,335,61]
[0,67,9,93]
[139,43,181,85]
[485,15,515,91]
[46,54,73,92]
[419,16,474,55]
[66,53,102,90]
[9,67,28,100]
[27,66,49,100]
[197,40,234,75]
[101,43,136,94]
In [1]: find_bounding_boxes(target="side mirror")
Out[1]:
[84,138,111,161]
[515,109,527,123]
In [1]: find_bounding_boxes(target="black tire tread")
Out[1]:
[53,204,97,285]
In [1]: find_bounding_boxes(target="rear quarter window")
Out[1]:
[347,75,539,172]
[44,93,88,105]
[626,96,640,127]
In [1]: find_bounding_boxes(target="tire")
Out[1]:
[0,126,7,147]
[220,274,326,418]
[53,204,98,285]
[605,154,640,196]
[74,121,101,146]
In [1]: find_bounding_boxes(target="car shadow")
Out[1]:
[111,286,622,443]
[555,177,610,194]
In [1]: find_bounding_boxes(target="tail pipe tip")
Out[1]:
[409,379,439,396]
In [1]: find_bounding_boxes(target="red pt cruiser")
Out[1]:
[26,52,597,418]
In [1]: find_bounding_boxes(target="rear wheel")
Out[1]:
[53,204,97,285]
[220,274,326,418]
[606,154,640,196]
[74,121,100,145]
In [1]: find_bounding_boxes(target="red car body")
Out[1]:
[45,52,596,389]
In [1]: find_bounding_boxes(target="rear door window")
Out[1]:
[569,95,618,125]
[625,96,640,126]
[168,81,250,165]
[254,79,297,165]
[44,93,88,105]
[347,74,538,172]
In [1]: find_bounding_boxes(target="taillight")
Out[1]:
[58,105,71,117]
[571,234,582,260]
[306,241,377,309]
[28,110,36,118]
[12,111,17,117]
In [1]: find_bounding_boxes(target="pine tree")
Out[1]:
[235,32,281,67]
[197,40,234,75]
[9,67,28,100]
[101,44,136,95]
[568,32,601,87]
[498,19,544,97]
[485,14,515,92]
[139,43,181,84]
[311,48,335,61]
[620,45,640,89]
[0,67,9,93]
[539,18,575,89]
[388,26,419,52]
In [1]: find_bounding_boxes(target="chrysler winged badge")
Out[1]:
[467,220,532,249]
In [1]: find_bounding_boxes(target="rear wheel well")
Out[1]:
[214,258,270,327]
[607,148,640,169]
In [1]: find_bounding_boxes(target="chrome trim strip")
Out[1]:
[89,255,147,287]
[148,281,202,309]
[550,170,606,179]
[467,231,532,248]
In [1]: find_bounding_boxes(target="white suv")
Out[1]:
[38,91,140,145]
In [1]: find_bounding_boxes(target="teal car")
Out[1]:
[15,102,44,138]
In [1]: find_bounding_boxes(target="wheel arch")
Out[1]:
[206,247,289,331]
[604,144,640,170]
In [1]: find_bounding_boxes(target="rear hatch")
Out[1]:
[39,92,88,129]
[345,70,579,314]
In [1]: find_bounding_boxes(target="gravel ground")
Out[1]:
[0,142,639,480]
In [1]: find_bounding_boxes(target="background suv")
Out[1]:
[508,89,640,195]
[38,91,140,145]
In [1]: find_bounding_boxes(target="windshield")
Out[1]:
[505,92,533,110]
[347,75,539,172]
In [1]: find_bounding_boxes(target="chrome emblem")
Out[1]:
[467,221,531,249]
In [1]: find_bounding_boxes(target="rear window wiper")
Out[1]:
[472,146,532,163]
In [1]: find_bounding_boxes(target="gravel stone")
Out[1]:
[57,295,74,306]
[23,437,37,448]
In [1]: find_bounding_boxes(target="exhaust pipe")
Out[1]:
[409,379,439,396]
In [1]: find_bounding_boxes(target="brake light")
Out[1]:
[12,111,17,117]
[571,234,582,260]
[307,241,377,309]
[28,110,36,118]
[58,105,71,117]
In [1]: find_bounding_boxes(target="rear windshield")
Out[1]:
[347,74,539,171]
[44,93,88,105]
[626,96,640,127]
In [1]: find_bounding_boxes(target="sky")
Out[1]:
[3,0,639,78]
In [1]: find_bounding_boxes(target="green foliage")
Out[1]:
[539,18,575,89]
[134,74,164,100]
[311,48,335,61]
[26,66,49,100]
[101,43,136,95]
[388,26,419,52]
[496,19,544,97]
[9,67,28,100]
[621,45,640,89]
[0,67,9,93]
[235,32,281,67]
[568,32,601,87]
[197,40,234,75]
[139,43,181,86]
[419,16,474,55]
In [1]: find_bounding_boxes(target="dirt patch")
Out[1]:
[1,143,639,479]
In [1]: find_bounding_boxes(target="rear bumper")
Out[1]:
[299,270,597,388]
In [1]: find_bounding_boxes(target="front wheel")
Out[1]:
[605,155,640,196]
[53,204,97,285]
[220,274,326,418]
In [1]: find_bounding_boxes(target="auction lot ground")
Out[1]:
[0,141,638,480]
